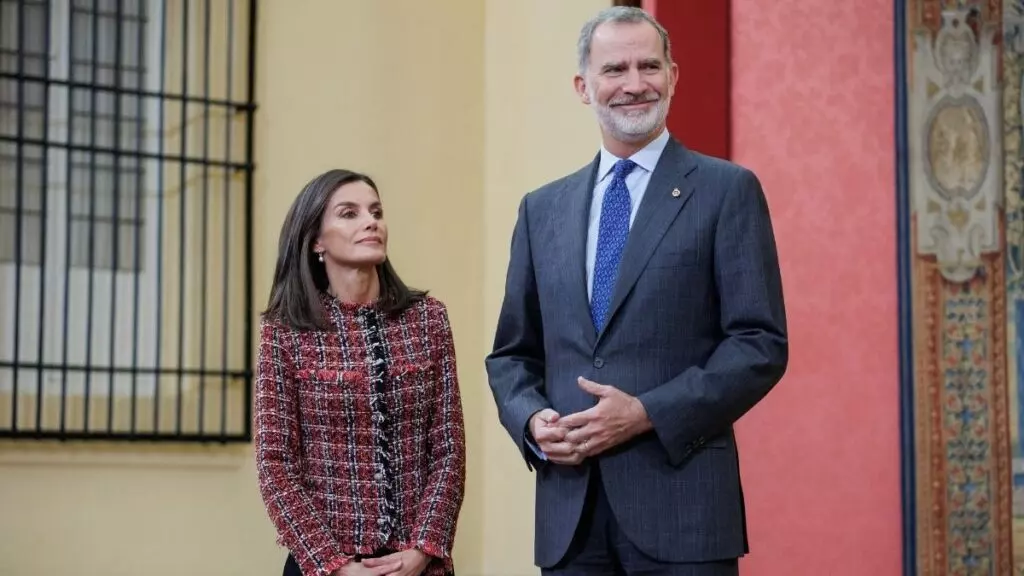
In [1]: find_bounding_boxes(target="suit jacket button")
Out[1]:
[593,357,604,368]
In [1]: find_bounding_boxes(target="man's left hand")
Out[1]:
[361,549,430,576]
[560,377,653,457]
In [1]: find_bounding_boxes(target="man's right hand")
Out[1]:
[529,409,583,465]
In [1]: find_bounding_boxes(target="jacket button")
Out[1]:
[593,357,604,368]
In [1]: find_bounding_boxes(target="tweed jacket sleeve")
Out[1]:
[413,302,467,560]
[254,318,351,576]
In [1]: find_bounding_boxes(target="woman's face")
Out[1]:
[313,180,388,268]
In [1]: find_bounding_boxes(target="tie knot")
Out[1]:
[612,159,637,180]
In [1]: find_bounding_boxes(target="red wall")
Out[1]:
[731,1,902,574]
[649,1,903,574]
[643,0,730,159]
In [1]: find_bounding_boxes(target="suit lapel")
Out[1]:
[599,139,697,340]
[562,154,601,344]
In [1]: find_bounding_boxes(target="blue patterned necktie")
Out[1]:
[590,158,637,331]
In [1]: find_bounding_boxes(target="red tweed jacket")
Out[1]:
[255,294,466,576]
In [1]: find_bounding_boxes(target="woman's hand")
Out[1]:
[361,548,430,576]
[333,558,403,576]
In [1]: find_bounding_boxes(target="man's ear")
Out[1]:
[574,74,590,105]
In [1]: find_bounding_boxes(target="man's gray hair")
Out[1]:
[576,6,672,74]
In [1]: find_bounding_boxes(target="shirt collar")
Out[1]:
[597,128,671,181]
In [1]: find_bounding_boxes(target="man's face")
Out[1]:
[575,21,678,144]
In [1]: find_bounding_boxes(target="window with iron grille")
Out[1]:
[0,0,257,442]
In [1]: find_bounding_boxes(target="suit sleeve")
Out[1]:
[253,319,352,576]
[485,194,552,470]
[638,168,788,466]
[413,301,467,559]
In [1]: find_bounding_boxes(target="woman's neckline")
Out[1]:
[320,290,381,313]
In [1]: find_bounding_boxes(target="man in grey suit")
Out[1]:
[485,6,788,576]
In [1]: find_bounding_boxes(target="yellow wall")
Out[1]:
[481,1,605,572]
[0,1,605,574]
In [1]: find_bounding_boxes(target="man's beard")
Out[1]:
[590,87,669,144]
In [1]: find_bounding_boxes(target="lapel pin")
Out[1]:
[671,188,681,198]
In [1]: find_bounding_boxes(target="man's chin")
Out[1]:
[610,125,661,143]
[604,115,661,141]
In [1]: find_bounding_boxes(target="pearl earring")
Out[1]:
[317,251,324,263]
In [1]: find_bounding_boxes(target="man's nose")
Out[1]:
[622,67,645,93]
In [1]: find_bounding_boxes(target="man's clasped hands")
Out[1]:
[528,376,654,465]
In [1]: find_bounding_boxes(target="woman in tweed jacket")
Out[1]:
[255,169,466,576]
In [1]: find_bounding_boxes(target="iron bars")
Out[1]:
[0,0,257,443]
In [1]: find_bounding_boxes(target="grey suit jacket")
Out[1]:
[485,137,788,568]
